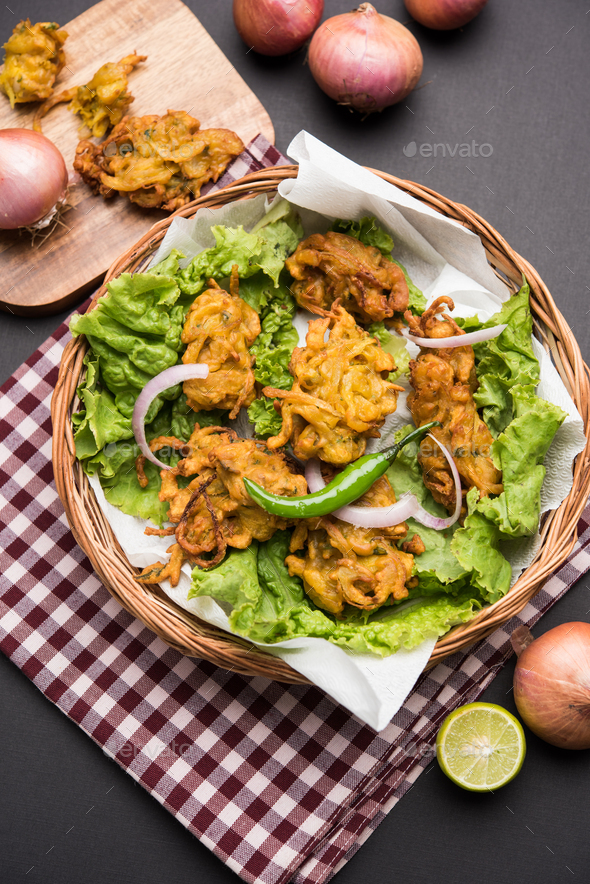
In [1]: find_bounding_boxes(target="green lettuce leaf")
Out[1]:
[71,352,134,460]
[387,425,468,590]
[476,386,566,537]
[451,489,512,603]
[392,258,427,315]
[188,531,480,657]
[459,283,541,436]
[250,278,298,390]
[331,216,394,255]
[247,396,283,438]
[177,220,300,297]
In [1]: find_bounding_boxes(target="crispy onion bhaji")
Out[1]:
[34,53,146,137]
[263,303,403,465]
[406,295,503,514]
[181,268,260,419]
[285,231,409,323]
[286,475,421,614]
[135,426,308,587]
[74,109,244,211]
[0,20,67,107]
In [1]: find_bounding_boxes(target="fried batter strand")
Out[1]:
[74,110,244,211]
[0,19,67,107]
[285,231,409,323]
[136,426,308,586]
[406,296,503,513]
[264,303,402,464]
[181,269,260,419]
[286,476,419,614]
[33,52,146,136]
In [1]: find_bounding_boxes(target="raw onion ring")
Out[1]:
[131,364,209,470]
[303,435,462,530]
[400,324,507,349]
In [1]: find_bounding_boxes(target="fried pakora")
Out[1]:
[0,19,67,107]
[135,425,308,587]
[406,296,503,513]
[285,231,409,323]
[181,267,260,419]
[263,303,403,464]
[286,475,419,614]
[33,52,146,137]
[74,109,244,211]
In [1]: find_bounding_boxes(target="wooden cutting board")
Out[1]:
[0,0,274,315]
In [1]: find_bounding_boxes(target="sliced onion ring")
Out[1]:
[132,363,209,470]
[303,432,462,531]
[400,323,507,349]
[411,434,462,530]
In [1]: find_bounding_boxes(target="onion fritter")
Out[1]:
[74,110,244,211]
[136,426,308,586]
[285,231,409,323]
[34,52,146,137]
[0,19,67,107]
[264,303,403,464]
[286,476,419,614]
[181,268,260,420]
[406,296,503,513]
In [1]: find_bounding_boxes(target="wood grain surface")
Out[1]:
[0,0,274,315]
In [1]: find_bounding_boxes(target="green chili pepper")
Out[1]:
[243,421,440,519]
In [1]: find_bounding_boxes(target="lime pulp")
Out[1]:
[436,702,526,792]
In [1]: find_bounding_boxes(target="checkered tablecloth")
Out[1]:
[2,135,590,884]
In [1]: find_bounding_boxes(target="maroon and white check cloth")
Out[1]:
[3,136,590,884]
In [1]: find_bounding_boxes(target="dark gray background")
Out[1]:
[1,1,589,881]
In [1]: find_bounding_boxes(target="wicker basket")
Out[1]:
[52,165,590,683]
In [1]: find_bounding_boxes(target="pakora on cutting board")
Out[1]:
[33,52,146,137]
[0,19,68,107]
[74,109,245,211]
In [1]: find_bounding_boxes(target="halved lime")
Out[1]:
[436,702,526,792]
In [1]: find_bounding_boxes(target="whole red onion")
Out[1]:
[308,3,423,114]
[233,0,324,56]
[0,128,68,230]
[404,0,489,30]
[512,622,590,750]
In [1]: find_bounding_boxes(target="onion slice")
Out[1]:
[304,433,462,531]
[411,434,461,530]
[132,364,209,470]
[400,323,507,348]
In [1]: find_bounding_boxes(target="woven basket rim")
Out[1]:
[51,163,590,683]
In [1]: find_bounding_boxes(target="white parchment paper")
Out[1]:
[92,132,585,732]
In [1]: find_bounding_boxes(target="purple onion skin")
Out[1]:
[233,0,324,56]
[405,0,489,31]
[513,622,590,750]
[308,4,423,114]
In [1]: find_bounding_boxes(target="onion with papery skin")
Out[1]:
[400,323,507,349]
[404,0,489,30]
[233,0,324,56]
[512,622,590,750]
[303,431,462,530]
[132,364,209,471]
[308,3,423,114]
[0,128,68,230]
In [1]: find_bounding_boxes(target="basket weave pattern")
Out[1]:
[52,166,590,683]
